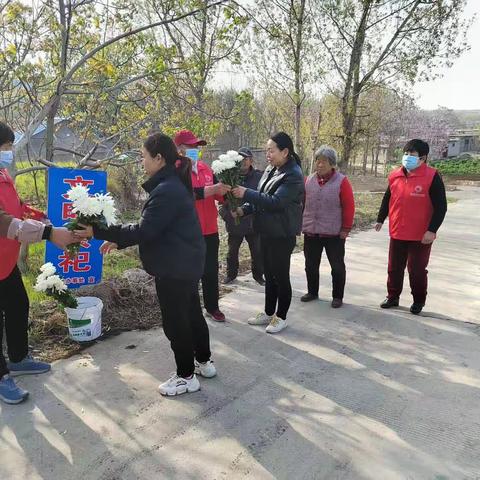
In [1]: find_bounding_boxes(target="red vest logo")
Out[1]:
[411,185,425,197]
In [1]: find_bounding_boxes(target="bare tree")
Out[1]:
[311,0,472,170]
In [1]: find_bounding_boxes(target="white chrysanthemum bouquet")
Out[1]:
[211,150,244,225]
[34,263,78,308]
[65,184,118,257]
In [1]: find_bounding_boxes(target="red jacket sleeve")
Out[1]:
[340,177,355,231]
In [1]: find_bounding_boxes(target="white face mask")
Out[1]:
[0,150,13,169]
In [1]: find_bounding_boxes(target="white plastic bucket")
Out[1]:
[64,297,103,342]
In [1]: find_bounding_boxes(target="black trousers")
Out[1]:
[262,236,296,320]
[304,235,346,300]
[226,233,264,280]
[202,233,220,313]
[155,278,211,378]
[0,266,29,378]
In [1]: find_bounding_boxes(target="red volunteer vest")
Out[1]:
[388,163,436,241]
[191,161,222,236]
[0,170,23,280]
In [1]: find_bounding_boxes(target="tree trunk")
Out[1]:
[362,138,369,175]
[309,109,322,174]
[340,1,371,171]
[374,145,380,177]
[45,99,59,163]
[293,0,306,162]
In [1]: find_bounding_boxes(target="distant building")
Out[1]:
[447,130,480,158]
[14,118,115,163]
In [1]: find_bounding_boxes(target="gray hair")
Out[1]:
[314,145,337,166]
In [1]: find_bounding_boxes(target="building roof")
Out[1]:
[14,117,69,145]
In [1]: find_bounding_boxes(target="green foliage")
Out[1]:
[432,157,480,176]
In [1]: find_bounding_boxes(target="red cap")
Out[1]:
[173,129,207,147]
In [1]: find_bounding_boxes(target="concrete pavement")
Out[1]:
[1,187,479,480]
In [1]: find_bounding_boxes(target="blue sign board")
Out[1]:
[45,167,107,289]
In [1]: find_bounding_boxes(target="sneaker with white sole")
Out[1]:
[248,312,273,325]
[158,373,200,396]
[7,354,51,376]
[265,315,287,334]
[0,375,29,404]
[194,360,217,378]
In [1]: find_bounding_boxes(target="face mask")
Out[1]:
[186,148,200,173]
[0,150,13,169]
[402,154,420,171]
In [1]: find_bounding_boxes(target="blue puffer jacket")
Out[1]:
[93,165,205,281]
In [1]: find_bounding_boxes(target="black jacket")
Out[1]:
[242,158,304,238]
[93,165,205,281]
[219,167,263,236]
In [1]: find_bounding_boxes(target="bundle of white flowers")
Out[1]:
[34,263,78,308]
[211,150,244,225]
[64,184,118,257]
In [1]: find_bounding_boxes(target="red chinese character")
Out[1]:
[63,176,95,188]
[62,202,76,220]
[58,252,92,274]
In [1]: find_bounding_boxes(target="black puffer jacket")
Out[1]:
[93,165,205,281]
[242,158,304,238]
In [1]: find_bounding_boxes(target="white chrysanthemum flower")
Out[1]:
[211,160,226,175]
[226,150,243,163]
[44,274,67,293]
[66,184,90,203]
[34,278,47,292]
[96,193,118,226]
[102,204,117,226]
[223,159,237,170]
[40,262,56,276]
[72,196,103,217]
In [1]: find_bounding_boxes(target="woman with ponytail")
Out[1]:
[75,132,216,396]
[232,132,305,334]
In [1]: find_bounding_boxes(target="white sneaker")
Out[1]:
[158,373,200,396]
[195,360,217,378]
[265,315,287,334]
[248,312,273,325]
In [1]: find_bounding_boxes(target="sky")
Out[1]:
[213,0,480,111]
[412,0,480,110]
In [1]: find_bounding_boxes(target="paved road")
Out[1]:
[1,187,479,480]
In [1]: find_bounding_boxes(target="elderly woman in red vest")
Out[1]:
[376,139,447,315]
[301,146,355,309]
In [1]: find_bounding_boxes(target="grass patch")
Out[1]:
[15,167,47,208]
[353,192,383,230]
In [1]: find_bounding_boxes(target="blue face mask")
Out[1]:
[402,154,420,171]
[186,148,200,173]
[0,150,13,169]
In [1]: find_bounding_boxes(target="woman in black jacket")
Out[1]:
[232,132,304,334]
[75,133,216,396]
